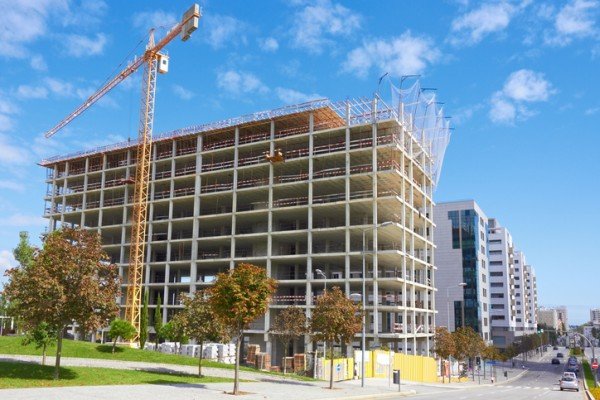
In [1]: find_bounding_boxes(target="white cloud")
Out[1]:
[290,0,361,53]
[203,14,247,49]
[0,213,46,228]
[132,10,177,33]
[489,69,554,124]
[0,249,17,277]
[502,69,554,102]
[217,70,269,96]
[63,33,107,57]
[275,87,322,104]
[545,0,599,45]
[0,97,19,134]
[172,84,194,100]
[16,85,48,99]
[0,97,19,115]
[0,180,25,192]
[30,54,47,71]
[585,106,600,115]
[449,2,516,46]
[0,134,31,164]
[343,31,441,78]
[260,37,279,52]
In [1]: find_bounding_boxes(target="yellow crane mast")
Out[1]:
[43,5,201,340]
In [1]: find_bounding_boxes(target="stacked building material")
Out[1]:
[294,353,306,372]
[255,352,271,370]
[283,357,294,371]
[247,344,260,364]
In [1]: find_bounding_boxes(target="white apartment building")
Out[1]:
[524,264,538,330]
[590,309,600,325]
[488,219,517,347]
[433,200,491,341]
[41,90,450,361]
[537,308,559,330]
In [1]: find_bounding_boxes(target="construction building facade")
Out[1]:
[41,84,450,362]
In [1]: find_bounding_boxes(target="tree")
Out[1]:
[208,263,277,395]
[154,294,163,350]
[158,316,187,354]
[109,319,137,354]
[452,326,484,380]
[13,231,35,268]
[310,286,362,390]
[270,306,307,374]
[4,228,120,379]
[434,327,455,383]
[22,322,56,365]
[178,291,225,377]
[139,289,149,350]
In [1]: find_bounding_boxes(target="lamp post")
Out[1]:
[360,221,393,388]
[446,282,467,330]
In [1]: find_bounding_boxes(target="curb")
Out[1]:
[324,390,417,400]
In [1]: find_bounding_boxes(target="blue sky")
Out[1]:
[0,0,598,323]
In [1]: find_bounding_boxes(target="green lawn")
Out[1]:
[0,360,232,389]
[583,360,600,399]
[0,336,316,381]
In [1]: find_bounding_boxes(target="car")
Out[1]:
[559,376,579,391]
[563,372,577,380]
[553,346,559,350]
[552,358,561,365]
[565,366,579,376]
[557,352,564,358]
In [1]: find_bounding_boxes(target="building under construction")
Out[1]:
[41,82,450,361]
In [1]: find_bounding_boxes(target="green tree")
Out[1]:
[178,291,225,377]
[209,263,277,395]
[22,322,57,365]
[109,319,137,354]
[158,316,187,354]
[4,228,120,379]
[154,294,163,350]
[434,327,455,383]
[270,306,307,374]
[13,231,35,268]
[139,289,149,350]
[310,286,362,389]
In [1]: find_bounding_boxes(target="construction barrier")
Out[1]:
[317,350,437,383]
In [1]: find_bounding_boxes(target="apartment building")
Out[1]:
[556,306,569,331]
[537,308,559,330]
[41,92,450,361]
[524,264,538,331]
[591,309,600,325]
[433,200,491,341]
[487,219,517,347]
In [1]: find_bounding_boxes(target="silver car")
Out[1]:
[559,376,579,391]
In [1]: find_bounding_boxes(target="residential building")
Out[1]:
[40,92,450,362]
[537,308,559,331]
[556,306,569,331]
[523,264,538,331]
[433,200,491,342]
[591,308,600,325]
[487,219,517,347]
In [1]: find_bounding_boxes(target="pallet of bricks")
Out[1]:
[246,344,260,366]
[294,353,307,373]
[255,352,271,371]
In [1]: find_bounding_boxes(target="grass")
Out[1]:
[570,347,583,356]
[583,360,600,399]
[0,336,316,381]
[0,360,232,389]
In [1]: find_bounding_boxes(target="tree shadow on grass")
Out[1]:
[96,345,125,353]
[0,361,78,381]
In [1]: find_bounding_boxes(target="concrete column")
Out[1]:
[230,128,239,270]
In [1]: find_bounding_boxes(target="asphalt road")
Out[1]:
[409,346,586,400]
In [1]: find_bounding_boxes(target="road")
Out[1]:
[406,346,586,400]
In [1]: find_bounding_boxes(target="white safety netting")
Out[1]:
[390,79,451,187]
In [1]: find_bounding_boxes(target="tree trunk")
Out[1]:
[42,344,47,366]
[112,338,117,354]
[198,343,203,377]
[54,328,63,380]
[283,340,288,375]
[233,334,241,395]
[329,341,334,389]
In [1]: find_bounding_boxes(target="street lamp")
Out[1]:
[315,269,327,292]
[360,220,393,388]
[446,282,467,330]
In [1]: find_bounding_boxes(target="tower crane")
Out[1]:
[43,4,201,340]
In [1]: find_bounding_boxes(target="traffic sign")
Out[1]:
[592,361,598,370]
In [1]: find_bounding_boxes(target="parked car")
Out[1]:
[557,352,564,358]
[553,346,559,350]
[552,358,561,365]
[563,372,577,380]
[559,376,579,391]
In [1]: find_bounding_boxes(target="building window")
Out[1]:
[490,272,503,277]
[515,260,519,263]
[492,316,505,320]
[482,273,486,283]
[489,250,502,255]
[491,304,505,309]
[489,239,502,244]
[448,210,460,249]
[490,261,503,266]
[491,282,504,287]
[491,293,504,298]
